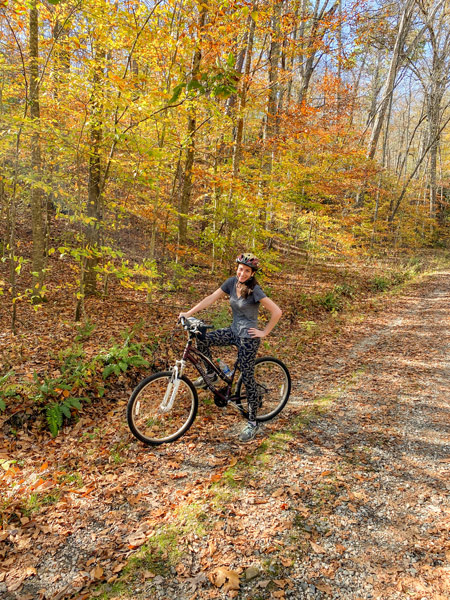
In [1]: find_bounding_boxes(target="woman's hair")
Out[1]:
[239,274,258,299]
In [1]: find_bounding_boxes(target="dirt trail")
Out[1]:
[2,271,449,600]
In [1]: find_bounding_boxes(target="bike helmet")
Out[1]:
[236,252,260,271]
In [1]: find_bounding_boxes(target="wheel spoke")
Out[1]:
[127,373,197,445]
[236,358,291,422]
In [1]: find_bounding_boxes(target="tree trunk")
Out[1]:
[29,0,46,303]
[260,0,282,229]
[367,0,415,160]
[232,12,256,177]
[83,48,105,296]
[297,0,338,105]
[178,4,208,248]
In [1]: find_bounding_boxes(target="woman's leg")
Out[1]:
[237,337,261,421]
[196,328,236,373]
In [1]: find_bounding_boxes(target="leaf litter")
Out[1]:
[0,269,449,599]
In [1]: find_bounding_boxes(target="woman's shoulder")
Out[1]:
[220,276,236,294]
[252,283,267,301]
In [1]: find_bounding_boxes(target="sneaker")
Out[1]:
[193,373,218,389]
[238,422,260,443]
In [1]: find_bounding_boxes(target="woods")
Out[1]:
[0,0,449,324]
[1,2,450,598]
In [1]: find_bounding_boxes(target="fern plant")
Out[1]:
[100,341,150,379]
[46,397,83,437]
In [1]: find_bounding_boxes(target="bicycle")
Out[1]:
[127,316,291,446]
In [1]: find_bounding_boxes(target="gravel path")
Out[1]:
[2,271,449,600]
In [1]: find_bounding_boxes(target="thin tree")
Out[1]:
[29,0,46,303]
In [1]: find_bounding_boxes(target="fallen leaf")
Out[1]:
[208,540,217,556]
[112,563,126,574]
[310,541,326,554]
[209,567,240,592]
[90,566,103,580]
[316,581,333,594]
[143,570,156,579]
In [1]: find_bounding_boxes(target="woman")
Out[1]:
[178,252,282,442]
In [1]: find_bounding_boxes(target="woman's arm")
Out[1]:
[248,297,282,338]
[178,288,226,319]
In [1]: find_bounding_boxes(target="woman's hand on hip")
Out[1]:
[248,328,266,338]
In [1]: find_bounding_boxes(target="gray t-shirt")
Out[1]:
[221,277,267,338]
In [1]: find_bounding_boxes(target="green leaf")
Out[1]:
[169,83,185,103]
[60,404,71,418]
[102,364,117,379]
[46,404,63,437]
[67,397,82,410]
[227,52,235,67]
[187,79,205,93]
[128,356,149,367]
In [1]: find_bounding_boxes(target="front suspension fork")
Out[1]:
[159,360,186,413]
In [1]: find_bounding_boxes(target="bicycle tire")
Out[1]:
[127,371,198,445]
[235,357,291,422]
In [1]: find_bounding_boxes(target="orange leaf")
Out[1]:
[209,567,240,592]
[30,478,45,490]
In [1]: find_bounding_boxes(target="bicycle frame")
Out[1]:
[176,330,243,407]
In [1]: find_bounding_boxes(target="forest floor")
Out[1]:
[1,259,449,600]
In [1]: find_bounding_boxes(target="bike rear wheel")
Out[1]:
[127,372,198,445]
[236,357,291,422]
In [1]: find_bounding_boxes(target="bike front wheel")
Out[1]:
[127,372,198,445]
[236,357,291,422]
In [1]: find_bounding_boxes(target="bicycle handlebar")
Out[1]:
[179,316,213,334]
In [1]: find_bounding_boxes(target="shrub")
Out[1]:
[0,371,18,412]
[371,275,390,291]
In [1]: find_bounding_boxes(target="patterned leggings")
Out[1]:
[197,328,261,421]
